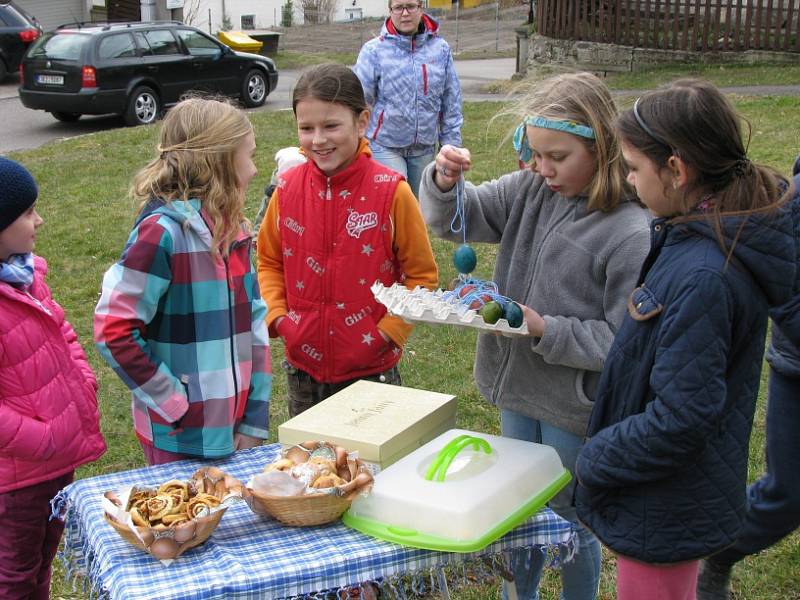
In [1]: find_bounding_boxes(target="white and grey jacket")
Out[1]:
[419,165,651,435]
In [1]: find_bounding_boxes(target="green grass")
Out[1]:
[604,62,800,90]
[10,98,800,599]
[271,50,359,70]
[271,48,515,70]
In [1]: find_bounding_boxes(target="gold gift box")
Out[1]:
[278,380,457,472]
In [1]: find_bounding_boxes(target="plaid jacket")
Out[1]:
[94,200,271,458]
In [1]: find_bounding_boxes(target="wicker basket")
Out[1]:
[103,467,239,560]
[104,505,228,560]
[243,486,351,527]
[243,441,373,527]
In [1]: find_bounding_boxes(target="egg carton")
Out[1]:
[372,282,529,337]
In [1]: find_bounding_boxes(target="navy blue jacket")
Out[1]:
[575,201,797,563]
[767,173,800,377]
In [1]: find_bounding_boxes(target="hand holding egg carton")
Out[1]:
[371,279,529,337]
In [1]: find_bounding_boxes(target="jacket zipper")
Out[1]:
[493,205,562,401]
[422,63,428,95]
[22,291,53,316]
[223,252,241,422]
[372,110,384,140]
[322,177,333,381]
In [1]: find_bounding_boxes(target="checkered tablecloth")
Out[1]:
[58,444,575,600]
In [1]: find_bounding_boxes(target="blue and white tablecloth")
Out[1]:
[57,444,575,600]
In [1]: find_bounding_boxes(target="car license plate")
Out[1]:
[36,74,64,85]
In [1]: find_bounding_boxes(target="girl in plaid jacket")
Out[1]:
[95,98,272,465]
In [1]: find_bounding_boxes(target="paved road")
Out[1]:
[0,58,517,154]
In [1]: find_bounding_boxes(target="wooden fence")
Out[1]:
[536,0,800,52]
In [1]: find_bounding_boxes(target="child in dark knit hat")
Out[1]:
[0,157,106,598]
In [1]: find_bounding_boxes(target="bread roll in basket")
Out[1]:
[243,441,373,527]
[103,466,241,561]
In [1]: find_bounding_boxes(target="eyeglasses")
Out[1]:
[390,3,421,14]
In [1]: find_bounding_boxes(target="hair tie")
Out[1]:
[633,98,670,148]
[733,157,749,177]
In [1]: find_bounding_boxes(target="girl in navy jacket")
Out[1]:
[575,80,797,600]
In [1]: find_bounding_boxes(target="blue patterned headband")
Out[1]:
[512,115,596,162]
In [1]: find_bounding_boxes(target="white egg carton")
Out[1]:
[372,282,529,337]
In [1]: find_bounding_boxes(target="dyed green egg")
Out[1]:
[479,301,503,324]
[453,244,477,274]
[504,301,524,328]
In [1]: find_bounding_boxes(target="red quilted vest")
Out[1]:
[278,152,405,383]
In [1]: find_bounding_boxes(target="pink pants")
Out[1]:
[617,555,700,600]
[0,471,74,600]
[139,439,190,466]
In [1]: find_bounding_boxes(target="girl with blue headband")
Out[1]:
[418,71,651,600]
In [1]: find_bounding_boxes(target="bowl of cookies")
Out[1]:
[243,441,373,527]
[102,466,241,561]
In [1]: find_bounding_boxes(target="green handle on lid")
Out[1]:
[424,435,492,482]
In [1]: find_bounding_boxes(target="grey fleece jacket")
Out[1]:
[419,165,651,435]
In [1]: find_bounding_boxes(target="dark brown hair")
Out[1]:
[292,63,368,118]
[618,79,786,229]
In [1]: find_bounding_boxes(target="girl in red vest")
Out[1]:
[257,63,439,417]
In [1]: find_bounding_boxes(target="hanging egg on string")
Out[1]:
[453,244,477,275]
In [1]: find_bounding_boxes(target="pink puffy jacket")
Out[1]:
[0,256,106,493]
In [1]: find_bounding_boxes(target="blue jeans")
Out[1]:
[500,410,601,600]
[711,368,800,566]
[369,141,434,198]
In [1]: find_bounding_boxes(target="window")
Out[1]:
[28,32,89,61]
[241,14,255,29]
[142,29,180,55]
[176,29,222,57]
[98,33,137,59]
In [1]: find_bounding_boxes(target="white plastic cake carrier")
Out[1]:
[342,429,571,552]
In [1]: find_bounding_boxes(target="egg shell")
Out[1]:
[456,283,476,298]
[173,519,197,544]
[137,527,155,547]
[149,536,179,560]
[504,301,525,328]
[453,244,477,274]
[468,294,493,310]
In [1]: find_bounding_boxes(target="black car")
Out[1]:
[0,1,41,81]
[19,21,278,125]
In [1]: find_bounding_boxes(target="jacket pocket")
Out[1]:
[148,375,205,454]
[333,313,390,376]
[574,369,598,408]
[628,285,664,321]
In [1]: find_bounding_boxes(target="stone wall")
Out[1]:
[522,33,800,75]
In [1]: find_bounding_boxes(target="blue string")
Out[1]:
[448,169,467,245]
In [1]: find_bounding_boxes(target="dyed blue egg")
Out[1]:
[504,301,524,328]
[453,244,477,274]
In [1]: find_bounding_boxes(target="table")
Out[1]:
[56,444,575,599]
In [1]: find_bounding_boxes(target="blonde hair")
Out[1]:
[131,97,253,258]
[502,72,629,212]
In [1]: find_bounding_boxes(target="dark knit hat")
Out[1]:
[0,157,39,232]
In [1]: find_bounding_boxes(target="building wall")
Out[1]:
[14,0,90,31]
[183,0,389,31]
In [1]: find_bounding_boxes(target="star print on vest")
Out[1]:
[277,156,404,382]
[346,209,379,238]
